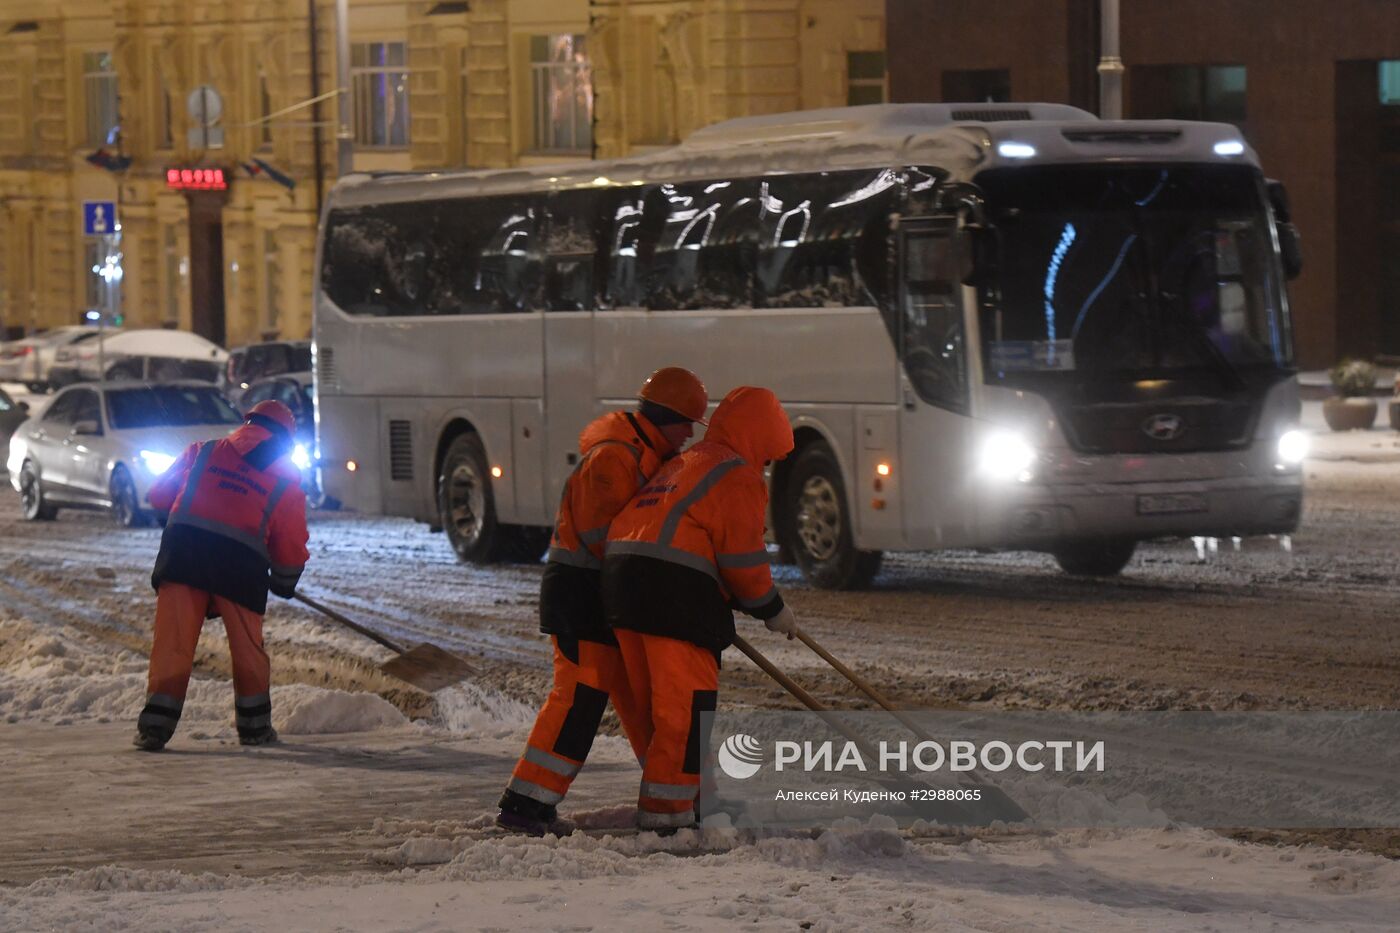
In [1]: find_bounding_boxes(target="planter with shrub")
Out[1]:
[1323,359,1378,431]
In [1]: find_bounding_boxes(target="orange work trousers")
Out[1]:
[614,629,719,830]
[507,636,649,809]
[137,582,272,743]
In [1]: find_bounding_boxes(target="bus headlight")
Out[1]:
[979,431,1037,482]
[292,443,312,471]
[1276,429,1308,466]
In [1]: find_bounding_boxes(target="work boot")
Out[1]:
[132,730,167,752]
[497,788,566,837]
[239,726,279,747]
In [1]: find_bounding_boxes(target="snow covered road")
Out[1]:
[2,453,1399,929]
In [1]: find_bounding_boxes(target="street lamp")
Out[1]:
[1098,0,1124,119]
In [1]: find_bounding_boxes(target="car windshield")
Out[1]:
[106,386,243,430]
[976,164,1292,383]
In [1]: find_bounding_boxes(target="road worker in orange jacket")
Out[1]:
[498,367,708,835]
[602,385,797,831]
[134,399,310,752]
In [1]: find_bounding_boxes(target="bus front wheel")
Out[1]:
[779,442,881,590]
[1052,539,1137,576]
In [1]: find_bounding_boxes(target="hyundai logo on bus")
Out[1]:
[1142,413,1185,441]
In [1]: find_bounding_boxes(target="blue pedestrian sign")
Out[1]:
[83,201,117,236]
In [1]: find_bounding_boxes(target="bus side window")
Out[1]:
[901,225,968,413]
[545,189,606,311]
[322,208,399,315]
[758,170,897,308]
[603,190,664,309]
[645,180,758,311]
[475,196,544,312]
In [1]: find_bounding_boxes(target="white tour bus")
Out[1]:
[312,103,1304,588]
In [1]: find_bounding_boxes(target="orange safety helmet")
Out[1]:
[246,399,297,437]
[637,366,708,424]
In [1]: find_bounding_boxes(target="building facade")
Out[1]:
[887,0,1400,370]
[0,0,884,348]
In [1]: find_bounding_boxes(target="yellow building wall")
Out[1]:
[0,0,882,346]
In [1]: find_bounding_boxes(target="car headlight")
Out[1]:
[139,450,176,475]
[1276,429,1309,465]
[979,430,1037,482]
[291,443,311,471]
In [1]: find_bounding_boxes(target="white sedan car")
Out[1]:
[8,381,242,526]
[0,326,104,390]
[48,329,228,388]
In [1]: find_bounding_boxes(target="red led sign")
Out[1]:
[165,167,227,191]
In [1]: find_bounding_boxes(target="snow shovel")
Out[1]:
[731,634,1028,825]
[292,591,477,692]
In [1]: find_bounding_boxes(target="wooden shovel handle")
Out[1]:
[293,590,406,654]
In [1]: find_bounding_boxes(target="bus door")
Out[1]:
[895,217,978,546]
[541,190,606,508]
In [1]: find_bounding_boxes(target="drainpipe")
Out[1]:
[334,0,353,176]
[309,0,325,217]
[1097,0,1124,119]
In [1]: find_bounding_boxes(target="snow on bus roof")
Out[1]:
[329,103,1255,207]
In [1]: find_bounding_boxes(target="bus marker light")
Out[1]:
[876,462,891,476]
[1214,140,1245,157]
[346,460,358,472]
[872,498,885,510]
[491,466,503,478]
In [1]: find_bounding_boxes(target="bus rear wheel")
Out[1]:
[1052,539,1137,576]
[779,441,881,590]
[437,432,548,564]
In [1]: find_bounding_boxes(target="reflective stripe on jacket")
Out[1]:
[149,423,310,614]
[604,387,794,652]
[539,411,672,642]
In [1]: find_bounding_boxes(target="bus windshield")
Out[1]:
[977,164,1292,384]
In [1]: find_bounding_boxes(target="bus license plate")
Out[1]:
[1136,493,1208,516]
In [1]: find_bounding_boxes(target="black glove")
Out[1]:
[269,565,303,599]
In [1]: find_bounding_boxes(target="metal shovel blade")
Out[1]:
[379,643,478,693]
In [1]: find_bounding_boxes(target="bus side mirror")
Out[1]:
[1265,179,1292,223]
[957,224,1000,287]
[1278,222,1303,280]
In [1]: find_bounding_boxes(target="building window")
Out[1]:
[1163,65,1247,125]
[530,34,591,154]
[460,46,470,162]
[943,68,1011,104]
[163,226,183,323]
[258,66,274,149]
[263,231,280,334]
[846,51,887,106]
[83,50,119,147]
[1381,61,1400,105]
[351,41,409,148]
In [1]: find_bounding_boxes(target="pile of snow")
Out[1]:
[0,616,406,737]
[274,686,404,734]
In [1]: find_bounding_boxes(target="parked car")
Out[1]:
[48,329,228,387]
[222,340,311,405]
[7,381,242,526]
[0,386,29,474]
[0,326,104,391]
